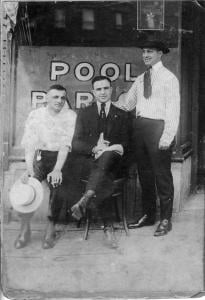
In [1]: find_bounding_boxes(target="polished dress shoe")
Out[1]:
[128,214,155,229]
[14,230,31,249]
[42,232,57,249]
[71,197,87,220]
[71,190,95,220]
[154,219,172,237]
[104,225,118,249]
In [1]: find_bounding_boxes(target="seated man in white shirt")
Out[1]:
[116,40,180,236]
[14,84,76,249]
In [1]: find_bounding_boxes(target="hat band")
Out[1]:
[22,185,37,206]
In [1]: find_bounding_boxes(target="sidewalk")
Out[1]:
[1,190,204,299]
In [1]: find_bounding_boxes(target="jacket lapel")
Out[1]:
[90,103,99,134]
[106,104,117,137]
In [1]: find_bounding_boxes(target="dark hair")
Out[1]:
[48,84,67,92]
[47,84,72,109]
[91,76,111,88]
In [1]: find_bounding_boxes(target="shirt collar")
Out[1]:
[151,61,163,72]
[45,103,70,118]
[96,100,111,116]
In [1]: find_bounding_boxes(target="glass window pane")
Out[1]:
[82,9,95,30]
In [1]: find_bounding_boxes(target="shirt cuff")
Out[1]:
[159,134,174,147]
[60,144,72,151]
[104,144,124,156]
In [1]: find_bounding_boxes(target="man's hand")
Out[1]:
[92,132,110,159]
[92,143,108,160]
[47,169,62,188]
[159,139,170,150]
[94,133,110,152]
[93,142,109,154]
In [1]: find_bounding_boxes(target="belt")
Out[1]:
[136,116,164,122]
[38,149,58,153]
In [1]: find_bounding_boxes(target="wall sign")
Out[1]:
[14,46,177,146]
[31,60,138,109]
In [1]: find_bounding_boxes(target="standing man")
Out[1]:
[14,84,76,249]
[118,40,180,236]
[70,76,129,247]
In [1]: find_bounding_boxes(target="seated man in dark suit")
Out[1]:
[70,75,129,247]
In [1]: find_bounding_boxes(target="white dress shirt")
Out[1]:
[96,100,111,117]
[21,106,76,152]
[119,61,180,146]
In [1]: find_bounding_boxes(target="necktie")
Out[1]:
[99,103,107,136]
[100,103,106,120]
[144,66,152,99]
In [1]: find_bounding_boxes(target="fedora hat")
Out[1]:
[9,177,43,213]
[138,40,170,54]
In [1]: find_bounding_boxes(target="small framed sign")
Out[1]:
[137,0,164,30]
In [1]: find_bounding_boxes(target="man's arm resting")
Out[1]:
[20,150,35,183]
[115,81,138,111]
[159,77,180,150]
[47,145,71,186]
[25,150,35,176]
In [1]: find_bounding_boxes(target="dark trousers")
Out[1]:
[86,151,122,197]
[77,151,123,224]
[33,150,74,224]
[132,117,174,220]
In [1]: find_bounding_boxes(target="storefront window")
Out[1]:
[115,12,122,29]
[137,0,164,30]
[82,8,95,30]
[54,8,66,28]
[15,1,180,47]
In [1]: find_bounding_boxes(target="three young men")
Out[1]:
[14,39,180,250]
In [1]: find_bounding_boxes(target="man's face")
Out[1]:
[92,79,112,103]
[46,89,67,113]
[142,48,162,67]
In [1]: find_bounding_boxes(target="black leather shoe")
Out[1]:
[71,191,95,220]
[42,232,57,249]
[154,219,172,237]
[14,230,31,249]
[71,202,85,220]
[128,214,155,229]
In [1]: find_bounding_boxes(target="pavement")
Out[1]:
[1,189,205,300]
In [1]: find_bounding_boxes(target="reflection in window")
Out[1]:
[137,0,164,30]
[115,12,123,29]
[82,9,95,30]
[54,8,66,28]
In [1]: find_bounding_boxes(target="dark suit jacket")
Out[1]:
[72,102,129,156]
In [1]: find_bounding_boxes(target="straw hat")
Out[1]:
[9,177,43,213]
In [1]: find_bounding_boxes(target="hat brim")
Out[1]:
[9,177,43,213]
[138,41,170,54]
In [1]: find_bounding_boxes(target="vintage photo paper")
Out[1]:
[1,0,205,299]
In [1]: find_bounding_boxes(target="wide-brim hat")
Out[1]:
[138,40,170,54]
[9,177,43,213]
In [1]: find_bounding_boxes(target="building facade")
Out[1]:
[1,0,205,222]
